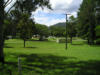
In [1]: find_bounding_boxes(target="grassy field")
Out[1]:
[0,39,100,75]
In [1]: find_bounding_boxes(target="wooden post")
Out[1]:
[18,57,22,75]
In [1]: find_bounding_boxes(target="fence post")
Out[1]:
[18,57,22,75]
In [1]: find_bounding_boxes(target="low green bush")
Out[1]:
[96,39,100,44]
[95,25,100,44]
[57,38,70,43]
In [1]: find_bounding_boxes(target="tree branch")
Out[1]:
[4,0,10,6]
[6,2,16,14]
[4,0,13,7]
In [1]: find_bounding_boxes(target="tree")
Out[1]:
[35,24,49,41]
[95,25,100,44]
[49,26,65,37]
[4,16,13,39]
[95,0,100,44]
[14,0,51,15]
[0,0,15,64]
[11,0,51,46]
[78,0,96,45]
[67,16,77,44]
[0,0,5,64]
[17,13,35,48]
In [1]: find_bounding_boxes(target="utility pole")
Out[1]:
[66,14,68,49]
[65,14,70,49]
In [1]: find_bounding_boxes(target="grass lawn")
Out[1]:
[0,39,100,75]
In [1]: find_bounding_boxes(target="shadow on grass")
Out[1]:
[25,47,37,49]
[90,45,100,47]
[1,53,100,75]
[71,44,84,45]
[4,46,14,48]
[28,39,48,42]
[4,43,37,49]
[4,44,14,48]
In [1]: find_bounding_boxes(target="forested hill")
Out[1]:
[51,22,66,28]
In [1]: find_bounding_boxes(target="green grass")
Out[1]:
[0,39,100,75]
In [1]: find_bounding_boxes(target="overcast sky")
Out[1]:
[32,0,83,26]
[5,0,83,26]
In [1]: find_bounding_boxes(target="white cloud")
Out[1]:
[34,16,66,26]
[33,0,82,14]
[48,18,66,26]
[50,0,73,9]
[33,0,82,26]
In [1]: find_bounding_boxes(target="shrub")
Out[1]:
[56,38,70,43]
[95,25,100,44]
[96,39,100,44]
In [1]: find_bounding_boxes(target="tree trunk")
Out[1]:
[87,38,90,44]
[0,40,5,64]
[70,37,72,44]
[39,35,43,41]
[0,0,5,64]
[89,24,95,45]
[24,39,26,48]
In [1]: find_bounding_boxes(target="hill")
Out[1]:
[51,22,66,28]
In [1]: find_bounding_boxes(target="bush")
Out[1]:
[95,25,100,37]
[56,38,70,43]
[95,25,100,44]
[96,39,100,44]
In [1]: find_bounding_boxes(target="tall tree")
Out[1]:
[17,14,35,47]
[78,0,96,44]
[95,0,100,44]
[0,0,14,64]
[95,26,100,44]
[35,24,49,41]
[0,0,19,64]
[0,0,5,64]
[14,0,51,46]
[68,16,77,44]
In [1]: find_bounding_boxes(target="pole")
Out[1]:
[66,14,68,49]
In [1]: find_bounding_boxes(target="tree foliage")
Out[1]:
[35,24,49,41]
[78,0,96,44]
[95,25,100,44]
[49,26,65,37]
[17,13,35,47]
[67,16,77,44]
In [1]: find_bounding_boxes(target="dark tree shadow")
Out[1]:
[25,47,37,49]
[4,44,14,48]
[90,45,100,47]
[72,44,84,45]
[1,53,100,75]
[4,46,14,48]
[28,39,48,42]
